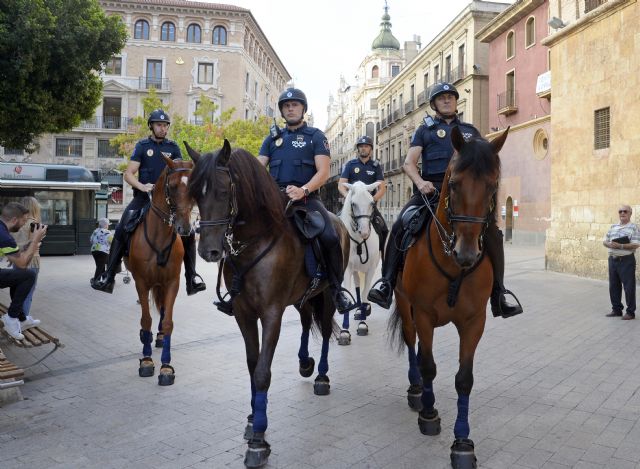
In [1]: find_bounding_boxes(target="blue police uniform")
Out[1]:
[259,123,330,188]
[341,158,384,188]
[129,137,183,208]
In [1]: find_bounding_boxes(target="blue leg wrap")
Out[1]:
[421,381,435,411]
[342,312,350,329]
[454,394,470,439]
[161,334,171,364]
[318,337,330,376]
[140,329,152,357]
[298,329,310,364]
[408,347,421,385]
[253,391,268,433]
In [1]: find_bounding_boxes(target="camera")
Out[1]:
[30,222,41,232]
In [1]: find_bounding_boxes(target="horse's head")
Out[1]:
[342,181,379,240]
[186,140,233,262]
[155,156,194,236]
[443,126,508,268]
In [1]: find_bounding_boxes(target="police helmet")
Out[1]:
[147,109,171,128]
[278,88,308,114]
[429,83,459,104]
[355,135,373,149]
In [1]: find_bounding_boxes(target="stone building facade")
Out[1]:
[543,0,638,279]
[4,0,290,180]
[477,0,552,246]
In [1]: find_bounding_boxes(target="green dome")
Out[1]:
[372,6,400,50]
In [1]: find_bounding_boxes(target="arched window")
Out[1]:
[160,22,175,42]
[506,31,515,59]
[213,26,227,45]
[187,24,201,43]
[134,19,149,40]
[371,65,379,78]
[525,17,535,47]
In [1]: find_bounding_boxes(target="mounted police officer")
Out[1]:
[367,83,523,319]
[338,135,388,256]
[91,109,206,296]
[257,87,353,313]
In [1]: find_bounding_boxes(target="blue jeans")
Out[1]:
[12,266,39,317]
[608,255,636,315]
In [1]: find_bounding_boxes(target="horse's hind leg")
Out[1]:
[137,287,154,378]
[158,284,178,386]
[413,315,440,436]
[155,306,165,348]
[450,318,485,469]
[297,304,316,375]
[313,289,333,396]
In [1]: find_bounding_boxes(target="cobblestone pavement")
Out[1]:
[1,245,640,469]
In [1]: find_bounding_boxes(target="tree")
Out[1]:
[0,0,127,149]
[110,93,273,161]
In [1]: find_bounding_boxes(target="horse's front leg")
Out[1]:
[297,304,316,376]
[413,310,441,436]
[450,315,485,469]
[136,283,155,378]
[243,312,281,468]
[312,289,334,396]
[157,280,179,386]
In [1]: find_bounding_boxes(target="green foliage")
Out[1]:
[0,0,127,149]
[111,92,274,160]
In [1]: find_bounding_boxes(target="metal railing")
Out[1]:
[404,100,415,114]
[77,116,132,130]
[585,0,607,13]
[417,90,426,106]
[497,91,518,115]
[141,77,171,90]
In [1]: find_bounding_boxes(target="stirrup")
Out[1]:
[367,279,393,309]
[336,287,357,314]
[213,291,234,316]
[186,273,207,296]
[492,289,523,318]
[91,274,115,294]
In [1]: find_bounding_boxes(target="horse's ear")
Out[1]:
[219,139,232,166]
[163,154,175,168]
[183,141,200,163]
[490,127,510,154]
[451,126,465,152]
[366,181,381,193]
[341,182,352,191]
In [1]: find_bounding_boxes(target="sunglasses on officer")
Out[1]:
[619,210,630,214]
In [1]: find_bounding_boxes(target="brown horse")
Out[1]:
[389,127,508,469]
[125,156,194,386]
[186,140,348,468]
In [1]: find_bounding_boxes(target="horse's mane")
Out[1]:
[189,147,286,230]
[452,136,501,180]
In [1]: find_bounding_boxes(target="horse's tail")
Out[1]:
[309,289,339,339]
[387,302,407,355]
[151,285,164,314]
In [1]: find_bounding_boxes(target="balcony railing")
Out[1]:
[404,100,415,114]
[497,91,518,116]
[450,65,467,83]
[417,90,426,106]
[143,77,170,90]
[265,106,274,117]
[77,116,132,130]
[585,0,607,13]
[392,109,400,122]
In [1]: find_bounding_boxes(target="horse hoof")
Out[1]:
[314,375,330,396]
[138,358,154,377]
[418,409,441,435]
[243,414,254,441]
[244,435,271,468]
[338,330,351,346]
[356,321,369,336]
[299,357,315,378]
[450,438,477,469]
[407,384,423,411]
[155,333,164,348]
[158,364,175,386]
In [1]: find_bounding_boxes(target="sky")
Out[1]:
[204,0,513,129]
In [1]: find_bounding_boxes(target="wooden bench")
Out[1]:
[0,302,63,365]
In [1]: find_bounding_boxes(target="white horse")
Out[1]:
[339,181,381,344]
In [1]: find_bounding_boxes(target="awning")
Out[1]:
[0,180,101,190]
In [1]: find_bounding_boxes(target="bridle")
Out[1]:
[150,166,193,227]
[348,199,375,264]
[425,175,496,257]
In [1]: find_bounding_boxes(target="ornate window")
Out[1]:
[187,24,201,43]
[161,22,175,42]
[213,26,227,45]
[134,20,149,40]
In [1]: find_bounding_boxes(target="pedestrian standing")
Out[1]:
[90,217,113,282]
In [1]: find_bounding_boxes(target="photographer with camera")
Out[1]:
[0,200,47,340]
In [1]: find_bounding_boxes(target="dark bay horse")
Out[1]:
[125,156,194,386]
[390,127,508,469]
[186,140,348,468]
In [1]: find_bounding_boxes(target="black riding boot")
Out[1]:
[367,232,402,309]
[325,245,354,313]
[372,208,389,263]
[485,226,523,318]
[182,233,206,296]
[91,235,126,294]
